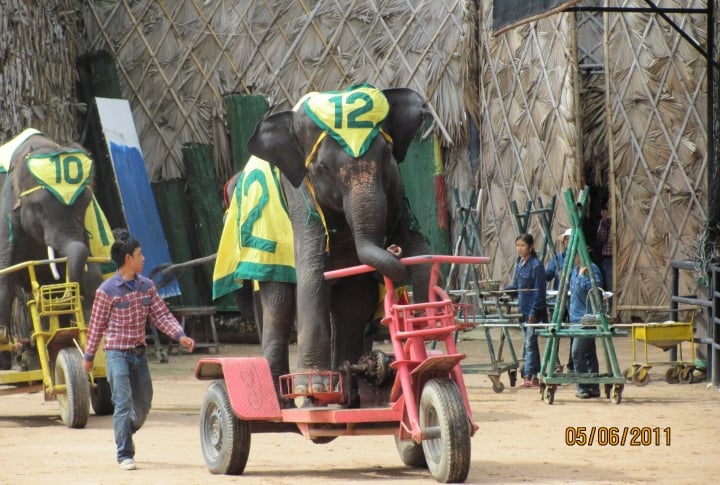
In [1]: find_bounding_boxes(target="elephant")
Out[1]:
[0,129,108,370]
[241,85,433,399]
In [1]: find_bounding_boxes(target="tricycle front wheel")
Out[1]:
[200,380,250,475]
[420,378,471,483]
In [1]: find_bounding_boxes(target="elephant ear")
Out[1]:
[381,88,428,163]
[247,111,308,187]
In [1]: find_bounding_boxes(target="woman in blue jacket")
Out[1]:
[506,234,547,387]
[568,252,604,398]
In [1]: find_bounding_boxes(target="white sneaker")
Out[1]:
[119,458,136,470]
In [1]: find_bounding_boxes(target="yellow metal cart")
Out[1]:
[625,310,696,386]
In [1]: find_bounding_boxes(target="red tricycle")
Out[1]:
[194,255,489,483]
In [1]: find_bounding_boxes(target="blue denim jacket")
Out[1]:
[507,255,546,321]
[568,262,603,323]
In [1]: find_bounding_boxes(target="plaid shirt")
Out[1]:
[597,219,612,257]
[84,272,185,359]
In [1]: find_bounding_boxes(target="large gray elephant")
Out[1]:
[245,86,433,396]
[0,129,106,369]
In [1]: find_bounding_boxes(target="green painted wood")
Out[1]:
[182,143,236,310]
[151,179,203,306]
[398,133,451,257]
[223,94,269,174]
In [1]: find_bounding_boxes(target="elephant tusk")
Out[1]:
[47,246,61,280]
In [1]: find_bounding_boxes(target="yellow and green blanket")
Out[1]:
[212,156,296,300]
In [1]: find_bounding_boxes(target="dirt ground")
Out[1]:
[1,329,718,485]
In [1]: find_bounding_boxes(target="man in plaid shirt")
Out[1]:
[82,229,194,471]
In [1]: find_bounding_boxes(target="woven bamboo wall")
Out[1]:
[81,0,469,186]
[469,0,709,317]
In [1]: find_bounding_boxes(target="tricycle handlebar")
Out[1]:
[0,256,111,277]
[323,254,489,280]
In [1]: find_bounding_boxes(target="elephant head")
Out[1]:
[0,130,105,339]
[248,86,428,283]
[246,86,432,377]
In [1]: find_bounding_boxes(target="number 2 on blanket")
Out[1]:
[240,169,277,253]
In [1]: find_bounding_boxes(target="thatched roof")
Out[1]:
[82,0,469,185]
[0,0,84,143]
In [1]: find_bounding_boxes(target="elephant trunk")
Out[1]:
[347,194,407,282]
[59,240,90,289]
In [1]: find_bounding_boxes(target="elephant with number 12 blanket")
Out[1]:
[214,85,432,401]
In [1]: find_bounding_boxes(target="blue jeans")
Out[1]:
[571,326,599,394]
[523,326,540,378]
[601,257,612,292]
[105,349,153,463]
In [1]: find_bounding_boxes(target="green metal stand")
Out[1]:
[447,189,520,392]
[537,187,627,404]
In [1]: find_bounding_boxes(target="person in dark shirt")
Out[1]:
[597,203,612,291]
[82,229,194,471]
[505,233,547,387]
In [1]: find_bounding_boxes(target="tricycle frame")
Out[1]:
[0,257,112,427]
[195,255,489,483]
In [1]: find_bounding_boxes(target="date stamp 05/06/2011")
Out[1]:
[565,426,671,447]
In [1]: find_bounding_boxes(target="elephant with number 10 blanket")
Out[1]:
[0,129,113,370]
[214,85,433,402]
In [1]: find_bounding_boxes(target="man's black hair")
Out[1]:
[111,228,141,268]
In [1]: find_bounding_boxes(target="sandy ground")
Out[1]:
[1,329,718,485]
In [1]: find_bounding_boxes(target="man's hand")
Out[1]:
[179,336,195,353]
[81,359,93,374]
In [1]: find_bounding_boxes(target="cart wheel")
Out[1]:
[90,377,114,415]
[610,384,623,404]
[622,367,634,381]
[508,369,517,387]
[395,437,427,468]
[200,380,250,475]
[542,385,555,405]
[632,367,650,386]
[678,366,694,384]
[664,367,680,384]
[604,384,612,399]
[420,378,471,483]
[490,376,505,394]
[55,347,90,429]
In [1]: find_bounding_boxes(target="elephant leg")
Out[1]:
[256,281,295,395]
[329,275,378,370]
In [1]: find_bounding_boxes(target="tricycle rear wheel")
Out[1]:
[90,377,114,415]
[200,380,250,475]
[420,378,471,483]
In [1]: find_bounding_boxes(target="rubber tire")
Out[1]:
[664,367,680,384]
[542,385,555,404]
[610,384,623,404]
[678,367,694,384]
[395,436,427,468]
[632,367,650,386]
[420,378,471,483]
[55,347,90,429]
[508,369,517,387]
[90,377,114,415]
[11,287,33,343]
[200,380,250,475]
